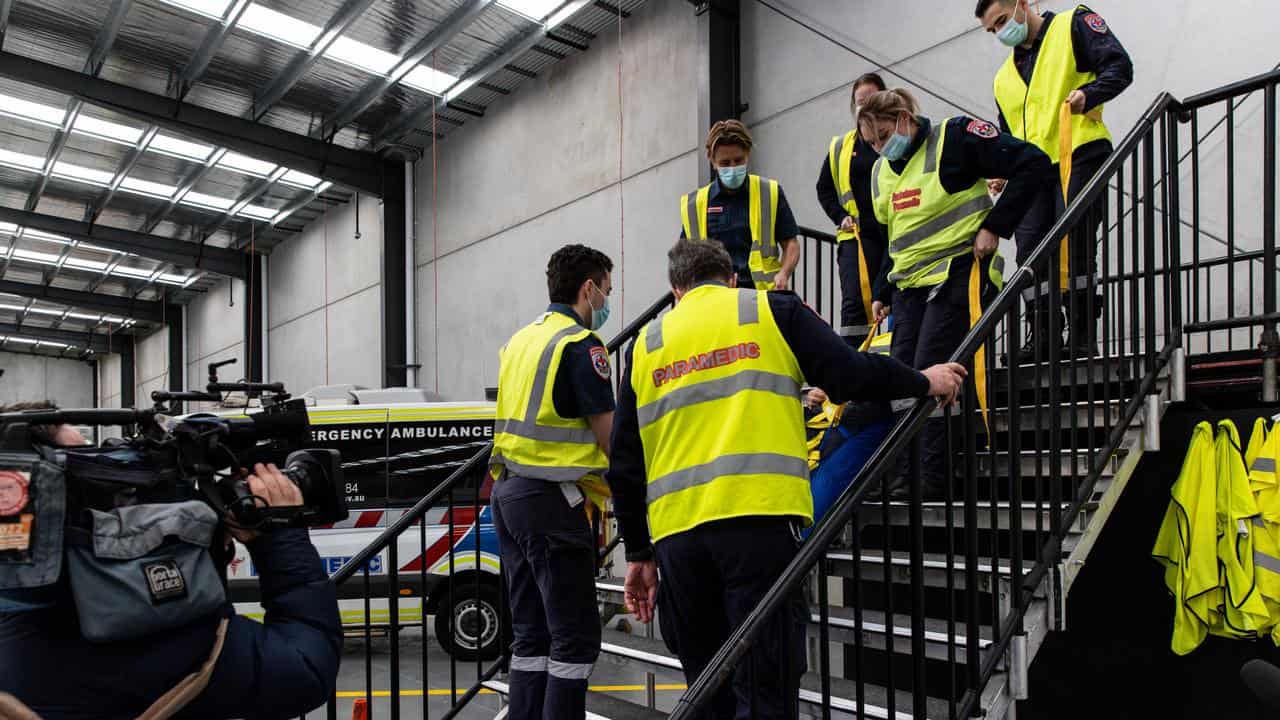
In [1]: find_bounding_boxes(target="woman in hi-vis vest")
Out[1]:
[859,88,1054,502]
[678,120,800,292]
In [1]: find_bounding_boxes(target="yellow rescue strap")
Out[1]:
[856,238,874,326]
[858,320,879,352]
[1056,101,1104,292]
[968,261,991,441]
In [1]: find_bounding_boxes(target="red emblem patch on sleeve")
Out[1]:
[1084,12,1108,34]
[966,120,999,139]
[589,346,611,381]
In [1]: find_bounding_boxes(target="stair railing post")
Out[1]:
[1261,83,1278,402]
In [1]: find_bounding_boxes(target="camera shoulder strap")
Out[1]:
[135,617,229,720]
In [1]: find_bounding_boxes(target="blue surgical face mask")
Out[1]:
[588,282,610,330]
[717,164,748,190]
[880,115,913,162]
[997,4,1028,47]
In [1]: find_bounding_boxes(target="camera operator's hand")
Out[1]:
[228,463,303,544]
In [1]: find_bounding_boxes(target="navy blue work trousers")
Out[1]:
[491,475,601,720]
[655,517,808,720]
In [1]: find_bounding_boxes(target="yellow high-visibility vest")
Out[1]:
[993,6,1112,165]
[871,118,1005,292]
[1209,420,1270,640]
[1247,418,1280,643]
[629,284,811,542]
[828,130,875,325]
[491,311,608,483]
[680,175,783,290]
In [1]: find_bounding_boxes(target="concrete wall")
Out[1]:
[0,351,93,408]
[266,195,384,396]
[134,327,169,409]
[415,0,698,399]
[186,276,245,411]
[97,352,121,409]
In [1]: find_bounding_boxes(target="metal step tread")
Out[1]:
[799,674,954,720]
[827,550,1037,577]
[599,628,682,671]
[482,680,668,720]
[818,605,993,650]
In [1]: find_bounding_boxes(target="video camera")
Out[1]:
[0,362,348,642]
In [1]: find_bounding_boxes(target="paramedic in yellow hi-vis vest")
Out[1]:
[860,88,1053,502]
[608,239,967,719]
[977,0,1133,359]
[680,119,801,291]
[490,245,617,720]
[816,72,892,348]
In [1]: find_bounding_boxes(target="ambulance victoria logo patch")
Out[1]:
[143,557,188,604]
[966,120,998,139]
[589,346,611,381]
[1084,13,1108,34]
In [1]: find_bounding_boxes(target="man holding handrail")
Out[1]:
[607,239,966,718]
[977,0,1133,358]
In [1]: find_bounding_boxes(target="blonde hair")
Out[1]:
[705,119,754,156]
[856,89,921,133]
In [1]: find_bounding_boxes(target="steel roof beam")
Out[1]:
[320,0,493,140]
[177,0,252,102]
[0,207,247,279]
[0,278,163,323]
[0,322,116,353]
[0,0,12,45]
[253,0,381,121]
[372,0,593,148]
[0,52,386,197]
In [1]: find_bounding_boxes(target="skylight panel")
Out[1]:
[12,248,62,264]
[237,204,277,221]
[0,223,17,235]
[403,66,460,96]
[119,177,179,199]
[73,115,144,145]
[182,191,235,211]
[326,36,400,75]
[0,149,46,172]
[217,152,276,177]
[154,0,233,20]
[279,169,323,188]
[0,93,66,128]
[5,337,39,345]
[499,0,564,21]
[150,134,214,162]
[52,162,115,187]
[114,266,154,279]
[159,273,190,286]
[64,258,108,272]
[238,4,321,48]
[545,2,580,28]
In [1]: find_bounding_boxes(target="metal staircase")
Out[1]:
[314,67,1278,720]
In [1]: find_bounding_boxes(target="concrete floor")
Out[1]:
[309,624,687,719]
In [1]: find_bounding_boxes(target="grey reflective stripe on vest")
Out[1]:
[648,452,809,503]
[548,660,594,680]
[637,370,801,428]
[840,324,871,337]
[1254,457,1278,473]
[1254,516,1268,529]
[832,137,856,206]
[757,180,777,258]
[889,244,971,283]
[1257,550,1280,575]
[889,195,994,255]
[870,159,883,200]
[839,191,855,205]
[738,289,759,325]
[686,193,703,239]
[496,457,603,483]
[510,655,549,672]
[922,123,942,174]
[645,317,665,353]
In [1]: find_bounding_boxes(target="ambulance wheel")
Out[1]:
[435,578,507,661]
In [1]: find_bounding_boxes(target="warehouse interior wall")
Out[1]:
[185,276,245,410]
[266,195,384,397]
[134,327,169,410]
[0,351,93,408]
[97,352,121,410]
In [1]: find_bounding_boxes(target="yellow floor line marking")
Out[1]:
[334,684,686,698]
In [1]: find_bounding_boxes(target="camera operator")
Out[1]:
[0,404,341,720]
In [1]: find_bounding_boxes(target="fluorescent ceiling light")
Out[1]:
[443,77,478,103]
[280,169,323,188]
[12,248,62,264]
[151,134,215,161]
[52,162,115,187]
[0,223,17,234]
[119,177,179,199]
[21,229,70,244]
[5,337,40,345]
[499,0,564,21]
[159,273,189,285]
[217,152,276,177]
[182,191,235,211]
[403,66,460,96]
[326,36,400,75]
[238,4,321,49]
[154,0,233,20]
[237,204,277,221]
[113,266,154,279]
[64,257,108,272]
[0,93,67,128]
[73,115,144,145]
[0,149,45,173]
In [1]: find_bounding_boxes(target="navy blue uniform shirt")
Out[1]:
[816,132,888,278]
[870,116,1054,303]
[678,178,800,285]
[607,288,931,559]
[547,303,616,419]
[996,6,1134,165]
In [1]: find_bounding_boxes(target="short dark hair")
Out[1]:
[975,0,1012,18]
[667,239,732,290]
[853,72,886,93]
[546,244,613,304]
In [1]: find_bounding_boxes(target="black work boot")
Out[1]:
[1066,293,1103,359]
[1003,306,1063,366]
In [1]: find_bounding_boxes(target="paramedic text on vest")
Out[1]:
[490,244,616,720]
[816,72,891,348]
[608,239,967,719]
[861,88,1054,502]
[978,0,1134,359]
[680,119,801,292]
